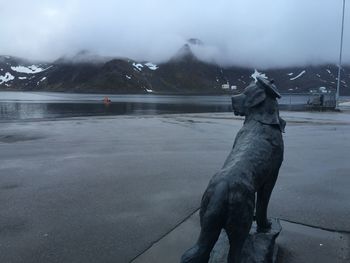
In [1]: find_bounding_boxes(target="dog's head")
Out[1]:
[231,77,286,132]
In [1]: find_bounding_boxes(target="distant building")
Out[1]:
[231,85,237,90]
[319,87,329,93]
[309,87,331,94]
[221,82,230,90]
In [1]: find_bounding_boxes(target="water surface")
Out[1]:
[0,91,348,120]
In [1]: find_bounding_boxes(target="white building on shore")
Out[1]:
[221,82,230,90]
[222,81,237,91]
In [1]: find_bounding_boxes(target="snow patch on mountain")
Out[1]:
[144,62,158,70]
[0,72,15,84]
[132,63,143,71]
[290,70,306,80]
[11,65,51,74]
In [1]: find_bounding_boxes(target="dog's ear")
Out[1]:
[252,99,286,132]
[244,87,266,108]
[251,78,285,132]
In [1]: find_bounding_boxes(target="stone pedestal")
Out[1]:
[209,218,282,263]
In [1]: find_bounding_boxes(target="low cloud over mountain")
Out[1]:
[1,0,349,68]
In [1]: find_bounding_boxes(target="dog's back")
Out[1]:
[221,116,284,191]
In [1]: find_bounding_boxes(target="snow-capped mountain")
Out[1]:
[1,45,349,95]
[0,56,53,89]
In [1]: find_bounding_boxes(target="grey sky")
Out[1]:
[0,0,349,68]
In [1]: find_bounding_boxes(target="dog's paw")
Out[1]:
[257,220,272,233]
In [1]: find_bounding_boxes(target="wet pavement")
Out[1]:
[0,112,349,262]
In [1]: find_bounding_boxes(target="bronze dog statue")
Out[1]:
[181,77,285,263]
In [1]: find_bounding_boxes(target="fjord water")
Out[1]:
[0,91,335,120]
[0,92,234,120]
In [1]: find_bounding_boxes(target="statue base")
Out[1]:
[209,218,282,263]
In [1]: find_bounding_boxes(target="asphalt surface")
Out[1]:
[0,111,350,263]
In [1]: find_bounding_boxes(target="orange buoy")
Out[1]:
[103,96,111,104]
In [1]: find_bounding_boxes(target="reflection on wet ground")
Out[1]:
[0,134,44,143]
[0,101,233,120]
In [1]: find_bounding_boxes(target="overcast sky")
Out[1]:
[0,0,349,68]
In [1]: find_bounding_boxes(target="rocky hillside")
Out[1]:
[1,45,349,95]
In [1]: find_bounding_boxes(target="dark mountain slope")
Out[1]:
[1,49,349,95]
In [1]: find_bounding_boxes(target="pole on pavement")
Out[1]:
[336,0,346,110]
